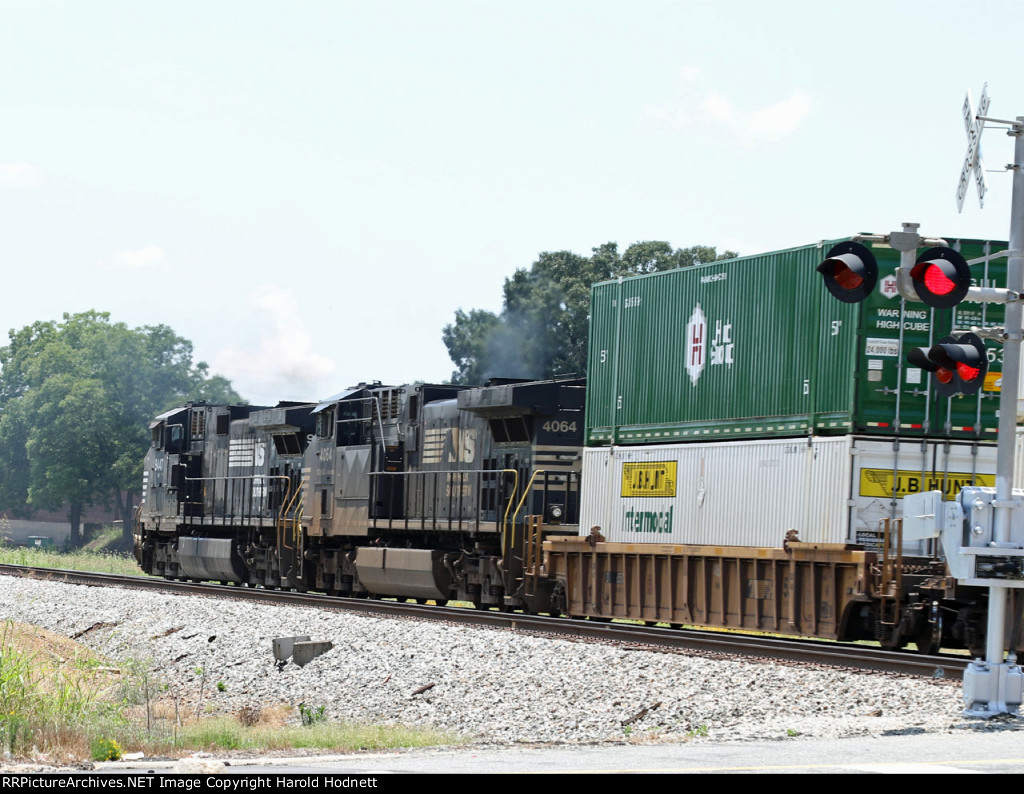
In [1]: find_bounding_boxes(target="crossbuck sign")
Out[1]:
[957,83,990,212]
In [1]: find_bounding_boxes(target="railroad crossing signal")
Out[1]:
[907,333,987,396]
[816,241,878,303]
[908,247,972,309]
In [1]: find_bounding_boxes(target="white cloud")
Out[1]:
[0,163,45,189]
[746,90,812,142]
[679,65,702,83]
[212,284,336,404]
[646,72,812,147]
[108,244,169,272]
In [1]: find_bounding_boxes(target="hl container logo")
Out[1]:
[879,273,898,299]
[685,303,734,386]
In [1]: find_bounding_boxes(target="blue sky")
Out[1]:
[2,0,1023,405]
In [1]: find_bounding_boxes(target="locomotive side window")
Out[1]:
[273,433,303,456]
[488,417,532,444]
[216,414,230,436]
[166,424,184,454]
[336,404,364,446]
[506,416,532,443]
[152,423,164,449]
[489,419,509,443]
[316,408,335,439]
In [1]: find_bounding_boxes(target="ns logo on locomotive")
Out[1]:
[135,232,1021,657]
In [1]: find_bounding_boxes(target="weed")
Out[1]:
[216,681,226,693]
[91,737,123,761]
[0,620,121,759]
[193,667,207,720]
[298,703,327,726]
[786,728,801,737]
[688,724,709,738]
[237,705,261,728]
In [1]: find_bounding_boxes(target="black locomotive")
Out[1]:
[134,377,585,613]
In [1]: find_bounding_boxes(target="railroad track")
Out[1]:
[0,563,968,680]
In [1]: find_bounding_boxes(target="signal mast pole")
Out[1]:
[955,97,1024,716]
[983,115,1024,678]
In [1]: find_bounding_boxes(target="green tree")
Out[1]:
[440,309,500,386]
[0,311,242,546]
[443,241,737,383]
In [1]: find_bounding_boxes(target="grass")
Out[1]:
[0,620,125,762]
[0,619,458,764]
[0,526,146,577]
[159,718,450,755]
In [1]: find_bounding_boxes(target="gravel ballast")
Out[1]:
[0,576,1008,747]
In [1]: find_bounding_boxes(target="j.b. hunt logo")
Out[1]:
[685,303,734,386]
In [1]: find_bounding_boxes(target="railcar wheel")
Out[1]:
[913,616,943,655]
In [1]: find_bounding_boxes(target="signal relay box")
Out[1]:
[904,487,1024,587]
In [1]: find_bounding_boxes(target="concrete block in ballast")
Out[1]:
[272,636,311,662]
[292,641,334,667]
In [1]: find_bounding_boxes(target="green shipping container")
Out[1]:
[586,235,1008,445]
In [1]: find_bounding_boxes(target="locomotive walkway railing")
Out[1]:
[366,467,581,535]
[367,468,520,533]
[180,474,299,528]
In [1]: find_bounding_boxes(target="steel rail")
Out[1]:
[0,564,967,679]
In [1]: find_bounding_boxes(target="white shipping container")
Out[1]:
[579,435,1001,551]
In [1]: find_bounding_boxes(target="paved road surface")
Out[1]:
[96,730,1024,774]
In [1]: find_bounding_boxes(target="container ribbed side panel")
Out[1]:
[578,436,1001,550]
[585,235,1007,445]
[579,437,853,547]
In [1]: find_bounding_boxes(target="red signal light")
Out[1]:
[833,263,864,291]
[957,361,981,382]
[909,247,971,308]
[817,241,878,304]
[922,264,957,296]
